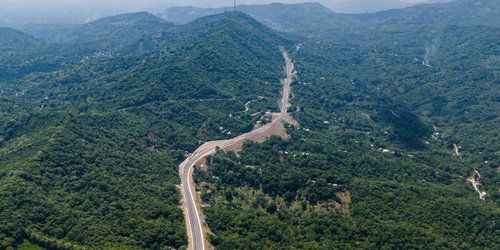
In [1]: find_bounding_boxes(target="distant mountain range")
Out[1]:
[152,0,500,46]
[159,0,500,33]
[1,0,498,82]
[360,0,500,26]
[0,1,457,28]
[1,0,498,80]
[0,1,498,249]
[19,12,174,45]
[327,0,454,13]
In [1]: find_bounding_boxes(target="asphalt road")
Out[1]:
[179,47,294,250]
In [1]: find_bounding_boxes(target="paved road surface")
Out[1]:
[179,47,294,250]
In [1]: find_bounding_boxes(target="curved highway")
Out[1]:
[179,47,294,250]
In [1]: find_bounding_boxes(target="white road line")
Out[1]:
[180,47,294,250]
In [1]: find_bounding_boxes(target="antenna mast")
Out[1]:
[234,0,237,12]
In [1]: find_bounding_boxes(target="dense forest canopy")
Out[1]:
[0,12,291,249]
[0,0,498,249]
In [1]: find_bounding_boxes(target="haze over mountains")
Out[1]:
[0,0,498,249]
[159,0,499,30]
[1,0,453,27]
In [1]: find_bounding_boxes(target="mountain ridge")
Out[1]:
[357,0,500,27]
[159,0,500,39]
[61,12,174,44]
[0,12,292,249]
[0,1,498,249]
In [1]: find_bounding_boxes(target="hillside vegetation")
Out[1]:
[161,0,500,39]
[185,1,499,249]
[0,1,498,249]
[0,12,290,249]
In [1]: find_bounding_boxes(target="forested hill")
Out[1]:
[0,13,173,82]
[159,2,333,24]
[159,3,358,36]
[17,12,173,46]
[0,12,290,83]
[0,1,498,249]
[160,3,343,27]
[60,12,174,44]
[131,11,291,55]
[358,0,500,27]
[160,0,500,38]
[0,27,43,53]
[15,12,291,112]
[0,12,290,249]
[173,2,499,249]
[0,27,49,81]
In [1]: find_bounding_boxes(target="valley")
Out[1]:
[0,1,498,249]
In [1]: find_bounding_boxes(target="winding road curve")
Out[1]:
[179,47,294,250]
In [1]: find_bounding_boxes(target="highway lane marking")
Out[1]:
[180,47,294,250]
